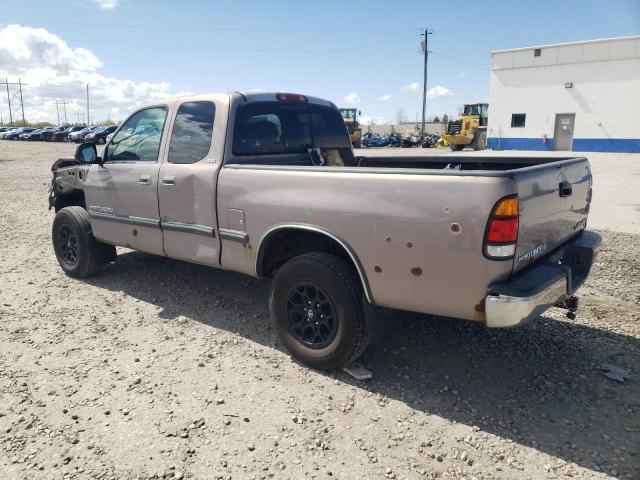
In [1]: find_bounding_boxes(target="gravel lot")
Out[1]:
[1,142,639,480]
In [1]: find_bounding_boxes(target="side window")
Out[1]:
[233,104,285,155]
[168,101,215,164]
[511,113,526,128]
[105,106,168,162]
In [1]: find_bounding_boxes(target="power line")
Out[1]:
[429,51,489,71]
[0,17,421,33]
[66,38,412,54]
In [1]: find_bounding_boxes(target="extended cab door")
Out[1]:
[157,99,222,266]
[84,105,172,255]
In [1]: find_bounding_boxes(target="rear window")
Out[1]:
[233,102,350,156]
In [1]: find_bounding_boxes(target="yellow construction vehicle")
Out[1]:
[339,108,362,148]
[441,103,488,151]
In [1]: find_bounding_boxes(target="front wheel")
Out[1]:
[269,253,368,370]
[52,206,116,278]
[449,142,465,151]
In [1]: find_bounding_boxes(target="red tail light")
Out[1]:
[276,93,308,102]
[484,195,519,260]
[486,218,519,243]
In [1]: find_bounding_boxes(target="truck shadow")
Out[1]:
[87,250,639,478]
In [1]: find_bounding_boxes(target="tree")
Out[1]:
[433,116,440,122]
[394,108,407,126]
[97,118,118,126]
[442,114,449,123]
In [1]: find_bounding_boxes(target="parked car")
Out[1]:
[0,128,20,139]
[20,128,43,140]
[83,125,117,144]
[69,126,98,143]
[30,127,58,141]
[42,126,67,142]
[5,127,35,140]
[48,92,601,371]
[52,126,84,142]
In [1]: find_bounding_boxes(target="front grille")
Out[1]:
[447,120,461,135]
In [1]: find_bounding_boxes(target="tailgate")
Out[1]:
[513,158,592,273]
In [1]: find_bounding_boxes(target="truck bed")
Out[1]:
[356,155,582,172]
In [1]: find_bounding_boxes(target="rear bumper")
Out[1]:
[485,230,602,328]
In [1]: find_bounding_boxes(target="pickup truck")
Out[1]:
[49,91,601,370]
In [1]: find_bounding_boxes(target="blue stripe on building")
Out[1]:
[488,137,640,153]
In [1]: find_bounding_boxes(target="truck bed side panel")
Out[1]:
[217,166,516,321]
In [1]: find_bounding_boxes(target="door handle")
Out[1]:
[559,181,573,197]
[138,174,151,185]
[162,175,176,186]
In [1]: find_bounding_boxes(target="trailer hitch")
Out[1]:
[556,295,579,320]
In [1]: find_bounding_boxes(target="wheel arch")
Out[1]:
[255,224,374,304]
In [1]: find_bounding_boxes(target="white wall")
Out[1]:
[488,37,640,147]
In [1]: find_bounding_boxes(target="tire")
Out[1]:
[52,206,116,278]
[449,142,464,151]
[473,131,487,151]
[269,253,369,370]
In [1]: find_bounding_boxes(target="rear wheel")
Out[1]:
[52,206,116,278]
[269,253,368,370]
[449,142,464,151]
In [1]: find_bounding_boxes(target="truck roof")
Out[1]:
[139,91,337,109]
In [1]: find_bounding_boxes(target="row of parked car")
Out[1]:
[0,125,118,144]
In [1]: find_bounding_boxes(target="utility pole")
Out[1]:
[4,78,13,125]
[420,28,432,138]
[18,78,25,125]
[55,101,60,126]
[55,100,69,125]
[86,83,90,126]
[1,79,28,126]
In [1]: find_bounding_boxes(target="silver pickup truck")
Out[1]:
[49,91,601,370]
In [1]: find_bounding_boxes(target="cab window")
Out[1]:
[168,101,215,164]
[105,107,168,162]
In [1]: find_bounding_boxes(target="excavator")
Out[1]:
[441,103,488,151]
[339,108,362,148]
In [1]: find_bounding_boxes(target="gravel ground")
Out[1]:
[1,142,639,480]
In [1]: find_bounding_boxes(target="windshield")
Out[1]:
[233,102,350,155]
[463,104,488,117]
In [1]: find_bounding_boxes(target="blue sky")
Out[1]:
[0,0,638,124]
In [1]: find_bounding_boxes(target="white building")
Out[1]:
[488,36,640,152]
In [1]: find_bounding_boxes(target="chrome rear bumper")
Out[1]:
[484,230,601,328]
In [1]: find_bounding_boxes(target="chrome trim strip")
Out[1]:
[255,223,375,305]
[89,211,159,228]
[162,221,215,237]
[485,278,567,328]
[219,228,249,245]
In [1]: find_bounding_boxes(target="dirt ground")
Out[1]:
[1,142,639,480]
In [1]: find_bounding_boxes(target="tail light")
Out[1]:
[484,195,519,260]
[276,93,308,102]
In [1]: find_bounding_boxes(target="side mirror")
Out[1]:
[74,143,97,164]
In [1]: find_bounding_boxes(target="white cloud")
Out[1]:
[427,85,454,98]
[376,94,392,102]
[401,82,420,92]
[459,72,467,78]
[0,24,174,123]
[94,0,120,9]
[344,92,360,104]
[359,115,385,126]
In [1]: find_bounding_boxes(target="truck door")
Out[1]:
[84,105,171,255]
[157,100,221,266]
